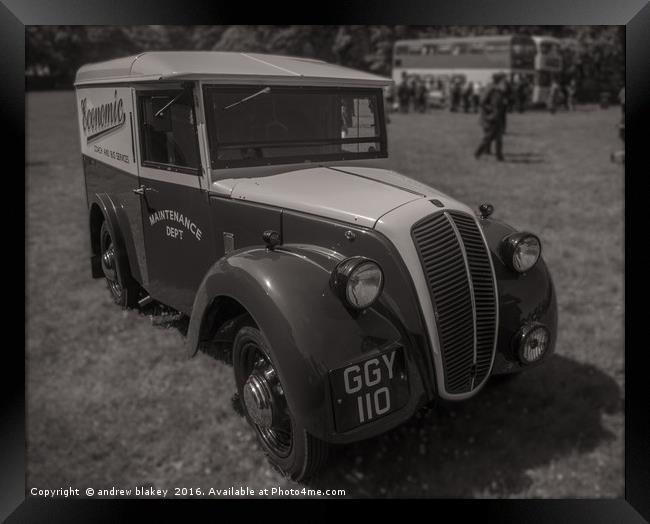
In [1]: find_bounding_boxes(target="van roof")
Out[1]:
[74,51,391,87]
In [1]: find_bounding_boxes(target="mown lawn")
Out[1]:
[26,91,623,498]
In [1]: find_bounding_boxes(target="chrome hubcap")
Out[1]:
[243,359,282,430]
[240,349,292,457]
[101,247,117,280]
[100,229,122,299]
[243,372,274,428]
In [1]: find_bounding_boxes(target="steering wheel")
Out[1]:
[265,120,289,137]
[265,98,289,138]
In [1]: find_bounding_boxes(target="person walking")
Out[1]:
[474,73,508,161]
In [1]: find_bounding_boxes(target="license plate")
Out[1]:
[329,347,409,433]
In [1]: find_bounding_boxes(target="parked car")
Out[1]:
[75,51,557,480]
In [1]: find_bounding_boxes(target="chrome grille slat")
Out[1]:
[448,211,498,386]
[411,210,498,395]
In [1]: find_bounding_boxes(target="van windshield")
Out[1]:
[203,86,386,169]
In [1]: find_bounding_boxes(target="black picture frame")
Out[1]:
[9,1,649,521]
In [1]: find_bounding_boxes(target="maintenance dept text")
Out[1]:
[149,209,203,241]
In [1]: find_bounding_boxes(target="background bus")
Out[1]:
[392,35,537,106]
[531,36,563,106]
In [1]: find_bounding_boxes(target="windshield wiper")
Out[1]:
[154,83,192,118]
[154,91,185,118]
[223,87,271,111]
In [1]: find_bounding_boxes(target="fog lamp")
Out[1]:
[516,323,550,364]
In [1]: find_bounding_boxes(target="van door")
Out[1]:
[134,86,217,314]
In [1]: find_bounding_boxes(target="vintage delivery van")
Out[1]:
[75,51,557,480]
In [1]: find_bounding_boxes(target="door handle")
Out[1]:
[132,185,151,196]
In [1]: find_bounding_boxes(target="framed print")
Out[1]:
[6,0,649,521]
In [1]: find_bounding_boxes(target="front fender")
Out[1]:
[186,244,425,442]
[480,217,558,372]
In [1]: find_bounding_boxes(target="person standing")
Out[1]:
[474,73,508,161]
[385,83,395,113]
[516,76,529,113]
[436,79,444,101]
[450,78,462,112]
[567,78,577,111]
[397,72,411,113]
[462,82,473,113]
[472,81,482,113]
[408,77,417,112]
[504,76,514,112]
[414,78,427,113]
[548,78,560,114]
[511,74,521,111]
[501,75,512,133]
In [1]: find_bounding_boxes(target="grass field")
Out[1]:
[26,91,624,498]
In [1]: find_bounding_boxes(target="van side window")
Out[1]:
[138,90,200,172]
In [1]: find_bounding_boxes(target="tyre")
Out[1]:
[99,220,139,308]
[232,324,329,481]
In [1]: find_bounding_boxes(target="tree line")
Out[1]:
[26,25,624,101]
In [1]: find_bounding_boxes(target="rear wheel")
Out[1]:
[99,221,138,308]
[233,325,329,481]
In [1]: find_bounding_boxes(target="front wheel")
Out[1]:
[233,325,329,481]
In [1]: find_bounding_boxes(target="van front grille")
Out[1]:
[411,211,497,394]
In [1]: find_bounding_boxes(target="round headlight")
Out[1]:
[330,257,384,310]
[516,323,550,364]
[501,232,541,273]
